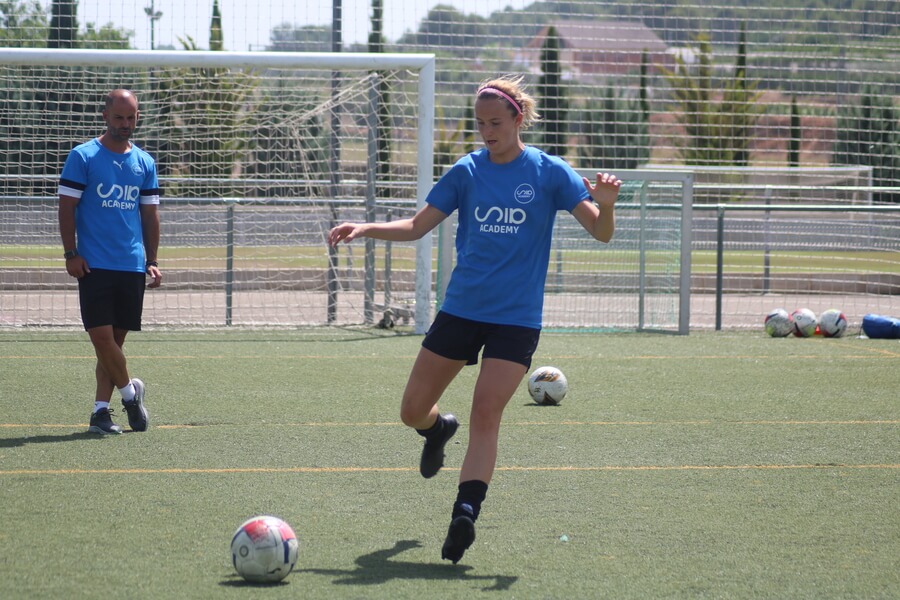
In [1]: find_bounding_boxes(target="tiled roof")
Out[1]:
[528,21,668,52]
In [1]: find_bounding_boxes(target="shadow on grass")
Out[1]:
[219,576,291,588]
[302,539,517,591]
[0,431,105,447]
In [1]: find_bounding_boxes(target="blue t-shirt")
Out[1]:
[426,146,590,329]
[59,138,160,273]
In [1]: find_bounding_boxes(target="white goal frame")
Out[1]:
[436,168,693,334]
[1,47,437,333]
[589,169,693,335]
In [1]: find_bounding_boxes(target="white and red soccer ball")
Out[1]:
[818,309,848,338]
[764,308,793,337]
[231,516,299,583]
[790,308,818,337]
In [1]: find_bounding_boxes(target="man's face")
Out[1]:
[103,98,139,142]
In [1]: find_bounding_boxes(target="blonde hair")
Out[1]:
[476,75,540,130]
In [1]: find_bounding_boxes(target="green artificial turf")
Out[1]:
[0,330,897,599]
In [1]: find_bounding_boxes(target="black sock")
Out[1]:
[452,480,488,521]
[416,414,444,441]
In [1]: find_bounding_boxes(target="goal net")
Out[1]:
[0,48,435,331]
[550,169,691,333]
[435,169,693,334]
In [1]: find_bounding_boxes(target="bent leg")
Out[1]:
[459,357,527,484]
[399,347,466,430]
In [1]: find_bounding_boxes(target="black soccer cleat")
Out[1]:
[88,408,123,435]
[441,515,475,564]
[420,414,459,478]
[121,378,149,432]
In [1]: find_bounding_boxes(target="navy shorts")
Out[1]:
[77,268,146,331]
[422,311,541,368]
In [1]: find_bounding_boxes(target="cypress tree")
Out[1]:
[538,26,567,157]
[48,0,77,49]
[210,0,224,51]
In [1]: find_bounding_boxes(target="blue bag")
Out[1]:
[862,314,900,339]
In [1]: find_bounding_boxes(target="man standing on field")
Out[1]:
[58,88,162,435]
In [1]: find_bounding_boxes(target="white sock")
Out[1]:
[93,401,110,413]
[119,382,136,401]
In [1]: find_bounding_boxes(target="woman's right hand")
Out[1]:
[328,222,365,246]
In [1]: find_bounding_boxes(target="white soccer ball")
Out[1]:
[791,308,818,338]
[231,516,299,583]
[764,308,793,337]
[528,366,568,405]
[819,309,848,338]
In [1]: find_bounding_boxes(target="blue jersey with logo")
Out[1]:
[426,146,590,329]
[59,138,160,273]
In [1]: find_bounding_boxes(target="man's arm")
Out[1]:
[59,194,89,278]
[140,203,162,288]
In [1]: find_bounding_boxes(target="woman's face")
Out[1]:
[475,96,523,163]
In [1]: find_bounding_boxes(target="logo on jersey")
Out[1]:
[131,162,144,176]
[96,183,140,210]
[112,160,124,170]
[474,206,526,234]
[514,183,536,204]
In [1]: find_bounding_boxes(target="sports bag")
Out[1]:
[862,314,900,339]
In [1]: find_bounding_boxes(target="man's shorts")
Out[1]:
[422,311,541,368]
[77,268,146,331]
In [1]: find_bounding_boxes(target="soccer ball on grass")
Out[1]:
[819,309,848,338]
[790,308,818,338]
[528,366,568,405]
[231,516,299,583]
[764,308,793,337]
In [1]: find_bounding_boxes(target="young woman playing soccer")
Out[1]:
[328,75,620,563]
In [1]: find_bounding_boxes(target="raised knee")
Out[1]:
[400,402,429,428]
[399,406,416,427]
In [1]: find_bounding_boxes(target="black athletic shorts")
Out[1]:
[421,311,541,368]
[77,268,146,331]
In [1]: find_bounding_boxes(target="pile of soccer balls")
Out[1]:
[764,308,848,338]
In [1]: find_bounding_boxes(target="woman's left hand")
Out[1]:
[582,172,621,209]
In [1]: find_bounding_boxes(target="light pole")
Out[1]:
[144,0,163,50]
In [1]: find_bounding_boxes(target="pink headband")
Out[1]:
[478,87,522,115]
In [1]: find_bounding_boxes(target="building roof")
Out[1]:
[528,20,668,53]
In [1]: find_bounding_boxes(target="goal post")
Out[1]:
[435,169,693,334]
[0,48,436,331]
[590,169,693,335]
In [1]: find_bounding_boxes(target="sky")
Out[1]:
[76,0,531,51]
